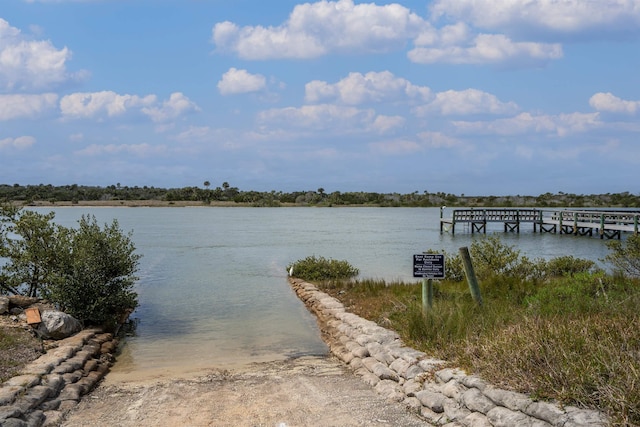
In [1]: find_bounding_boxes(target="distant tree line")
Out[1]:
[1,183,639,208]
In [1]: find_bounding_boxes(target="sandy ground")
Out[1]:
[61,356,430,427]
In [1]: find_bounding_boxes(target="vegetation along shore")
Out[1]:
[287,236,640,426]
[1,184,639,425]
[2,183,640,208]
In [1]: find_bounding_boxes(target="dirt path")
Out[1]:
[61,355,431,427]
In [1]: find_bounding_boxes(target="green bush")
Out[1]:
[45,215,140,328]
[541,255,596,277]
[469,235,522,278]
[605,234,640,277]
[436,236,595,283]
[287,255,359,282]
[1,206,141,329]
[0,206,66,297]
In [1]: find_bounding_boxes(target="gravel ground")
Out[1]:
[62,356,432,427]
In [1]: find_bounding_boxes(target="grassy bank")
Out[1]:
[319,276,638,425]
[291,238,640,426]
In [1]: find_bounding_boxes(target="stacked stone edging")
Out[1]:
[0,328,118,427]
[290,278,608,427]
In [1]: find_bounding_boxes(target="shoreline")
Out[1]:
[15,200,385,208]
[19,200,250,208]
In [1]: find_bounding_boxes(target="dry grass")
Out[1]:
[318,275,640,426]
[0,323,44,382]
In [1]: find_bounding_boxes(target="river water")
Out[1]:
[33,207,613,381]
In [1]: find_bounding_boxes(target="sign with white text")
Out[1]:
[413,254,445,279]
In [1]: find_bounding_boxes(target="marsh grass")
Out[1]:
[316,275,640,426]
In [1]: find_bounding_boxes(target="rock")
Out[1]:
[415,390,447,413]
[461,388,496,414]
[487,406,536,427]
[0,296,9,314]
[36,311,82,340]
[8,295,39,308]
[464,412,493,427]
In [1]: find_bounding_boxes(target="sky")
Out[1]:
[1,0,639,195]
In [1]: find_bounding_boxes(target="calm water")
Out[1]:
[34,207,613,381]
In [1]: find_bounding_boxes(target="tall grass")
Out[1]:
[290,241,640,425]
[313,266,640,426]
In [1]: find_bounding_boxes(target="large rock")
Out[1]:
[36,311,82,340]
[8,295,39,308]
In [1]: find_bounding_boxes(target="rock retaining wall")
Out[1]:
[290,278,608,427]
[0,328,118,427]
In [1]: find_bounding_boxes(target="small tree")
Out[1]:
[202,181,212,204]
[0,206,141,329]
[45,215,141,328]
[0,206,65,297]
[605,234,640,278]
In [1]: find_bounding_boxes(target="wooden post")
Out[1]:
[459,246,483,306]
[451,208,456,235]
[600,214,605,239]
[422,278,433,314]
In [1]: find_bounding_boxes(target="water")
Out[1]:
[31,207,614,381]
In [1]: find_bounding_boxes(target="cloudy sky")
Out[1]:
[1,0,639,195]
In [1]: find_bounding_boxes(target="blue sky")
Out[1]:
[1,0,639,195]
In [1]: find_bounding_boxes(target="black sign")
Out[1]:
[413,254,445,279]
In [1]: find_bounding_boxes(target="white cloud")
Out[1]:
[0,18,83,91]
[0,93,58,120]
[370,138,422,154]
[0,135,36,150]
[59,91,198,123]
[554,112,602,136]
[417,131,463,148]
[174,126,214,143]
[372,115,405,133]
[429,0,640,37]
[60,91,156,119]
[75,143,167,157]
[212,0,568,67]
[218,68,267,95]
[370,131,462,154]
[414,88,518,116]
[409,33,562,66]
[212,0,425,59]
[142,92,200,123]
[452,112,601,136]
[258,104,377,131]
[305,71,431,105]
[589,92,640,114]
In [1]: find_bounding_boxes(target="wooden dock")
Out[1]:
[440,208,639,239]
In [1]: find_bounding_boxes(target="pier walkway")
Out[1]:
[440,208,639,239]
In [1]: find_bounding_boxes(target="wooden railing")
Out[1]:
[441,208,640,238]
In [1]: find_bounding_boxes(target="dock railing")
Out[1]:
[441,208,640,239]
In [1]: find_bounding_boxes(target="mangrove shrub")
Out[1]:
[0,206,141,329]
